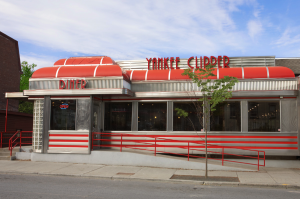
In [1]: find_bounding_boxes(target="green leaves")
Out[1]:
[19,61,36,114]
[182,64,239,113]
[175,108,188,118]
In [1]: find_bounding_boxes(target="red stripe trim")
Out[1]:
[100,134,297,139]
[49,145,88,148]
[101,139,297,144]
[50,134,89,137]
[49,140,88,142]
[102,97,296,101]
[102,144,298,150]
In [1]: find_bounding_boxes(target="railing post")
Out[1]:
[222,148,224,166]
[188,142,189,161]
[91,132,93,151]
[120,134,122,152]
[264,151,266,167]
[154,137,156,156]
[257,151,259,171]
[20,131,22,149]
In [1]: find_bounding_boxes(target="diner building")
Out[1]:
[5,56,300,157]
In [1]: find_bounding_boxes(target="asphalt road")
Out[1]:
[0,174,300,199]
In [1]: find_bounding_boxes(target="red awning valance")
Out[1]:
[129,67,295,81]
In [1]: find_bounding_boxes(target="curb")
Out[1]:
[1,171,300,189]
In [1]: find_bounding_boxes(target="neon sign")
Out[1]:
[146,56,230,70]
[60,103,69,109]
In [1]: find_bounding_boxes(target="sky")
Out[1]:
[1,0,300,69]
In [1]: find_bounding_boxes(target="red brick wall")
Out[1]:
[0,110,33,132]
[0,32,22,111]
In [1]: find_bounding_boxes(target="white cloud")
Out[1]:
[0,0,252,61]
[20,54,56,70]
[275,28,300,47]
[247,20,263,39]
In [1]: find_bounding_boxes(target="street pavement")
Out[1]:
[1,173,300,199]
[0,160,300,188]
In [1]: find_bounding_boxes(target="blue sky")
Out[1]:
[1,0,300,69]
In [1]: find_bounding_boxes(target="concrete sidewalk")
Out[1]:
[0,160,299,188]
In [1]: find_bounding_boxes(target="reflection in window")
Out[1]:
[50,100,76,130]
[210,101,241,131]
[104,102,132,131]
[248,101,280,132]
[173,102,203,131]
[138,102,167,131]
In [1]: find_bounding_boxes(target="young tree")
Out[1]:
[175,64,238,178]
[19,61,36,114]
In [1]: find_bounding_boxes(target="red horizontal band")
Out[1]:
[101,144,298,150]
[99,134,297,139]
[49,140,88,142]
[50,134,89,137]
[49,145,88,148]
[99,139,297,145]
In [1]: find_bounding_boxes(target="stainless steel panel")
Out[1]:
[29,79,125,90]
[24,88,131,96]
[5,92,28,98]
[76,98,91,130]
[131,101,138,131]
[241,101,248,133]
[134,91,297,98]
[281,100,298,133]
[167,101,173,131]
[42,96,51,153]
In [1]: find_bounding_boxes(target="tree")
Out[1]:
[19,61,36,114]
[175,64,238,178]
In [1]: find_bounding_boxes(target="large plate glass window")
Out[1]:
[138,102,167,131]
[50,100,76,130]
[104,102,132,131]
[210,101,241,131]
[173,102,203,131]
[248,101,280,132]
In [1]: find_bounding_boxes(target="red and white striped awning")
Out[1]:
[126,67,295,81]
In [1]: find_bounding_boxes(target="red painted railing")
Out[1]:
[8,131,33,156]
[92,132,266,170]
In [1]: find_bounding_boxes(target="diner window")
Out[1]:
[173,102,203,131]
[210,101,241,131]
[104,102,132,131]
[50,100,76,130]
[138,102,167,131]
[248,101,280,132]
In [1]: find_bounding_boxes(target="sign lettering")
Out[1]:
[146,56,230,70]
[59,79,87,89]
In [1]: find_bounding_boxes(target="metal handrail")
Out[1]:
[92,132,266,170]
[8,131,33,156]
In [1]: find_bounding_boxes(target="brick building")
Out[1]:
[0,32,32,137]
[0,31,22,111]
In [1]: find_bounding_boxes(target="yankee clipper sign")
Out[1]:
[146,56,230,70]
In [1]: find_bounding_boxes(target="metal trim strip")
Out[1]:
[100,57,104,65]
[93,65,100,77]
[63,58,68,65]
[241,67,244,79]
[217,68,219,79]
[168,69,171,80]
[130,70,135,81]
[55,66,62,78]
[145,70,149,81]
[266,67,270,78]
